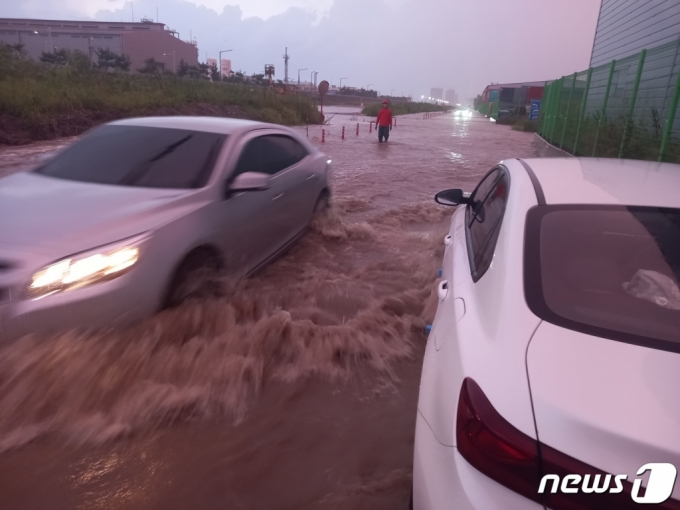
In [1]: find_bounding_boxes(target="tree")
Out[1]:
[40,49,69,65]
[473,94,484,106]
[66,50,92,73]
[196,62,210,80]
[138,57,164,74]
[5,43,24,57]
[177,58,191,77]
[95,47,130,71]
[208,62,220,81]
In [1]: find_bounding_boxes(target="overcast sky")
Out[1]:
[1,0,600,101]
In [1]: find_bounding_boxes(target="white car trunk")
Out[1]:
[527,320,680,501]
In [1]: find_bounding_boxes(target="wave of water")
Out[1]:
[0,202,449,451]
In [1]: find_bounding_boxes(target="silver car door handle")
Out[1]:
[444,234,452,246]
[273,193,285,200]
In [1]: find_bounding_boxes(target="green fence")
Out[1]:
[538,39,680,162]
[475,99,498,120]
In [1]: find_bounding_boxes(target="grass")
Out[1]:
[0,46,320,144]
[361,102,452,117]
[510,117,538,132]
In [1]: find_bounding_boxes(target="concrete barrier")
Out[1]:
[533,134,574,158]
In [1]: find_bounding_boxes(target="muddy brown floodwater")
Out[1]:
[0,110,543,509]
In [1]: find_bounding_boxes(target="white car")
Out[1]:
[0,117,331,340]
[413,158,680,509]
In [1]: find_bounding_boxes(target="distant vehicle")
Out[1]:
[413,158,680,509]
[0,117,331,339]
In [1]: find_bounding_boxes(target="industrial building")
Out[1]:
[478,81,545,119]
[590,0,680,67]
[0,18,198,72]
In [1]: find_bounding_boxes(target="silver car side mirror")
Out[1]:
[229,172,271,193]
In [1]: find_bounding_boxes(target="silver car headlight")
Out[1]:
[27,233,150,299]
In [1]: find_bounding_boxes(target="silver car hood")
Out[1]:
[0,173,202,261]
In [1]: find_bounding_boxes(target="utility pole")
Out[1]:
[283,47,290,84]
[131,1,134,22]
[88,37,94,66]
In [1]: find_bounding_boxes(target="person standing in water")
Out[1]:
[375,100,393,143]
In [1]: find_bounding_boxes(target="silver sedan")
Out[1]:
[0,117,332,340]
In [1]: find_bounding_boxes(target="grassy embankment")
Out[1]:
[0,47,320,145]
[361,102,453,117]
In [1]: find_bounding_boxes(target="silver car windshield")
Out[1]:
[525,205,680,352]
[35,125,226,189]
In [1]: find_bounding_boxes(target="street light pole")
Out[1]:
[366,83,373,91]
[298,67,307,87]
[219,49,232,79]
[340,77,348,89]
[391,89,396,96]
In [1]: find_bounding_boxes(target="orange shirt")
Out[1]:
[376,108,393,127]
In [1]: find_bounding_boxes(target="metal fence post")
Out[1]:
[547,80,556,141]
[658,68,680,161]
[560,72,577,148]
[619,49,647,158]
[545,83,553,137]
[573,67,593,156]
[550,77,564,143]
[540,84,549,136]
[539,84,550,136]
[593,60,616,157]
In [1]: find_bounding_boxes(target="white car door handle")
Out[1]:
[444,234,452,246]
[273,193,285,200]
[438,280,449,300]
[306,174,318,180]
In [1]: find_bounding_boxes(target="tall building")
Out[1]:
[220,58,232,78]
[430,87,444,100]
[590,1,680,67]
[445,89,458,105]
[0,18,198,71]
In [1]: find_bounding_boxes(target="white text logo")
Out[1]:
[538,463,677,504]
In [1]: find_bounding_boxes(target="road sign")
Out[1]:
[318,80,330,120]
[530,99,541,120]
[318,80,329,96]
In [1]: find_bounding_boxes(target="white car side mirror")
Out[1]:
[229,172,271,193]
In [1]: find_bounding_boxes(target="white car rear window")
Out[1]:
[525,205,680,352]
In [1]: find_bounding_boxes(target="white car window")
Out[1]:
[466,168,510,281]
[525,205,680,351]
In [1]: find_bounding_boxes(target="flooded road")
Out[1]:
[0,110,542,509]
